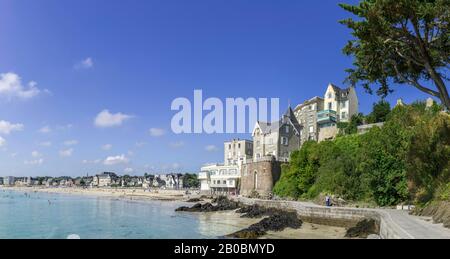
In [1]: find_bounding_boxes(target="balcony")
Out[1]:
[198,172,209,180]
[317,110,337,124]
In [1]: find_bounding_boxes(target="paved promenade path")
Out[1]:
[377,209,450,239]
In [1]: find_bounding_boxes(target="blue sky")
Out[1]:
[0,0,432,177]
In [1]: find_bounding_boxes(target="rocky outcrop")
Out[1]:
[345,219,379,238]
[227,212,303,239]
[414,201,450,229]
[236,204,283,218]
[176,196,240,212]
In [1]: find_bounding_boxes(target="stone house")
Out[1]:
[252,107,302,162]
[294,96,324,144]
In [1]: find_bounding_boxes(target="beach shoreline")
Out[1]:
[1,186,195,203]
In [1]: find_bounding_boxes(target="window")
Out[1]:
[238,143,241,149]
[341,101,346,108]
[229,144,231,149]
[341,112,347,119]
[328,102,332,110]
[282,137,289,145]
[309,126,314,133]
[285,125,289,133]
[328,92,333,99]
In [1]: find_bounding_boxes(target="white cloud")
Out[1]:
[75,57,94,69]
[24,158,44,165]
[0,136,5,146]
[0,72,45,100]
[39,141,52,147]
[59,148,73,157]
[102,144,113,151]
[39,126,51,134]
[103,154,129,165]
[205,145,218,152]
[149,128,165,137]
[63,140,78,146]
[169,141,185,148]
[0,120,24,135]
[124,167,134,174]
[94,110,133,128]
[31,151,42,158]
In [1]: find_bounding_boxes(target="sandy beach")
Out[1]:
[4,186,193,202]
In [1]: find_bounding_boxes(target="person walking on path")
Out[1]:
[325,195,331,207]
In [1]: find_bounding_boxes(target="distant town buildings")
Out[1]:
[3,176,15,186]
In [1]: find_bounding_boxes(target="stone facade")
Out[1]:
[294,96,324,144]
[252,107,302,162]
[240,157,284,198]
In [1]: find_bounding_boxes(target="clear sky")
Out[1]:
[0,0,432,177]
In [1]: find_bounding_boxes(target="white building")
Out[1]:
[199,164,240,195]
[224,139,253,167]
[318,84,359,141]
[3,176,15,186]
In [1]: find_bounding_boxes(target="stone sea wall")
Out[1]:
[235,197,410,239]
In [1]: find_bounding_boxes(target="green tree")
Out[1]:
[340,0,450,110]
[367,100,391,123]
[182,174,200,188]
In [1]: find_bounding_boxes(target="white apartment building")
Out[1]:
[318,84,359,141]
[199,164,240,195]
[224,139,253,166]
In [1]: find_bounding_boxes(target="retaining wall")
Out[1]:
[236,197,411,239]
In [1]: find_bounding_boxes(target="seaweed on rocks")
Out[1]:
[345,219,379,238]
[236,204,282,218]
[176,196,241,212]
[227,211,303,239]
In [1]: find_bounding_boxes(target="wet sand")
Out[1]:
[194,210,347,239]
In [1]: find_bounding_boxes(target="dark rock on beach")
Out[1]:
[236,204,282,218]
[176,196,241,212]
[345,219,379,238]
[227,211,303,239]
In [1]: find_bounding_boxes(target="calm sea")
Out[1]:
[0,188,238,239]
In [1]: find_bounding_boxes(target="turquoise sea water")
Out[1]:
[0,188,232,239]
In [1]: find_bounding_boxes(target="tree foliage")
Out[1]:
[366,100,391,123]
[273,101,449,206]
[340,0,450,109]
